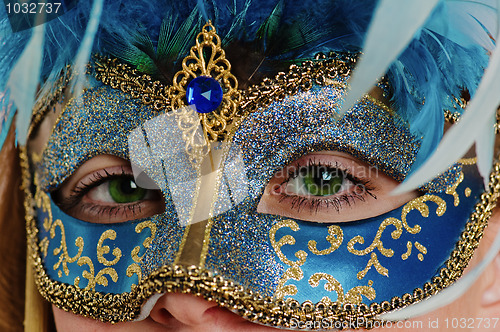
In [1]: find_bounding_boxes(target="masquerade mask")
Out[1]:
[23,21,497,329]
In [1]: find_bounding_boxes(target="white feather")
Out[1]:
[394,1,500,194]
[379,223,500,320]
[476,111,496,189]
[71,0,103,95]
[7,24,44,146]
[340,0,440,114]
[427,0,498,51]
[459,0,499,34]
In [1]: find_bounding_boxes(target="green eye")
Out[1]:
[300,166,344,196]
[108,178,146,203]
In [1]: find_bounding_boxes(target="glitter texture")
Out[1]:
[205,198,285,296]
[31,55,476,324]
[231,84,421,201]
[420,163,463,193]
[39,85,163,191]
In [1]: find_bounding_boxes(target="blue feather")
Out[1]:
[71,0,103,95]
[7,24,44,146]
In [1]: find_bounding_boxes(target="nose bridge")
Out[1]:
[175,218,212,267]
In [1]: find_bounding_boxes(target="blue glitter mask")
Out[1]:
[25,24,493,329]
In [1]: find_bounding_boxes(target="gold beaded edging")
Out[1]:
[239,52,357,114]
[94,57,171,112]
[444,110,461,124]
[94,51,357,115]
[21,140,500,328]
[94,52,359,141]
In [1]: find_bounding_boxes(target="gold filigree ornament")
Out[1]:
[94,21,241,145]
[169,21,241,142]
[95,22,359,150]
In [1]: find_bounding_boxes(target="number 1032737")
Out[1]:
[5,2,61,14]
[444,318,499,329]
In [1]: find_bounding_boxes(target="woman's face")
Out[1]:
[32,108,420,331]
[44,130,500,332]
[26,57,493,330]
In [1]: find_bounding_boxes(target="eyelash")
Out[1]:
[277,157,376,213]
[56,167,145,219]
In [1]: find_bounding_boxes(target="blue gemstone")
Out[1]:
[186,76,223,113]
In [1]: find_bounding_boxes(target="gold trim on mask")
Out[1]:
[94,46,361,143]
[29,65,73,138]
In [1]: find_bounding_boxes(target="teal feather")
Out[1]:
[157,8,200,65]
[71,0,104,95]
[395,28,500,193]
[256,0,283,50]
[7,24,45,146]
[395,0,499,193]
[220,0,253,46]
[276,19,332,57]
[110,7,201,81]
[341,0,440,115]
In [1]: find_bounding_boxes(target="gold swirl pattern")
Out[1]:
[348,195,446,278]
[50,219,84,278]
[270,220,308,298]
[126,264,142,285]
[446,171,465,206]
[401,241,412,260]
[307,225,343,255]
[270,220,307,267]
[415,242,427,261]
[275,266,303,298]
[356,253,388,280]
[127,220,157,284]
[309,273,376,305]
[76,230,121,290]
[34,182,85,279]
[97,230,122,266]
[39,237,50,258]
[131,220,157,263]
[34,175,54,258]
[75,256,119,291]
